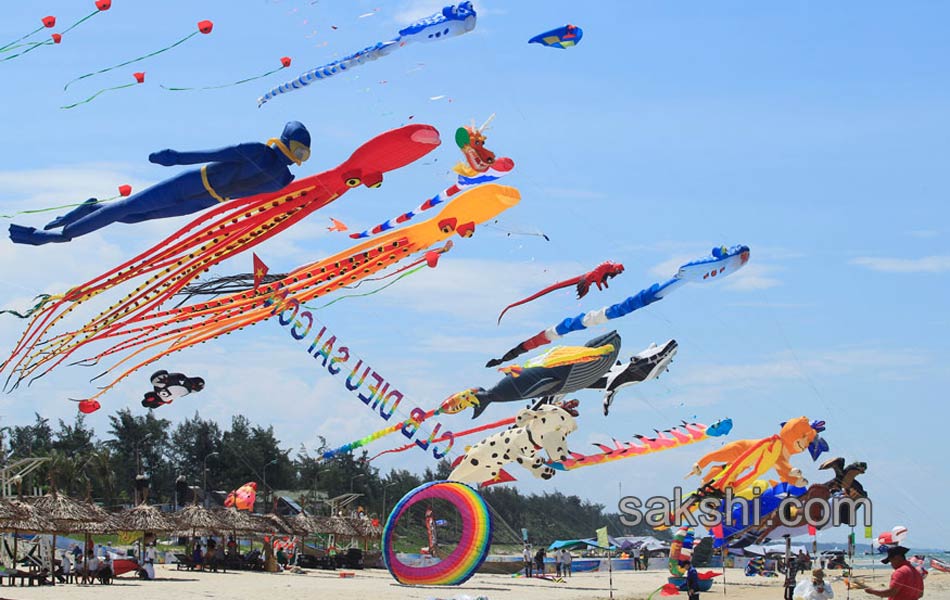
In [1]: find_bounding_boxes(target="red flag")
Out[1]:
[479,468,516,487]
[253,253,269,290]
[808,525,817,536]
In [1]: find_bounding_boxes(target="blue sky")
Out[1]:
[0,1,947,547]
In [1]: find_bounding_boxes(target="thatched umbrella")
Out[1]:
[30,490,105,585]
[113,503,177,567]
[175,504,228,535]
[213,507,259,534]
[112,503,177,532]
[288,512,315,535]
[254,513,294,535]
[0,499,58,576]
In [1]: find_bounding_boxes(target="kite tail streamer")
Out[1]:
[546,418,733,472]
[161,57,291,91]
[61,73,145,109]
[0,36,58,62]
[0,296,53,320]
[59,3,110,36]
[0,25,46,52]
[321,387,477,459]
[307,240,452,310]
[64,20,212,91]
[1,186,132,220]
[369,417,516,461]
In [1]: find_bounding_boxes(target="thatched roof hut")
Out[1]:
[348,516,382,538]
[322,515,359,537]
[288,512,317,535]
[29,490,109,533]
[174,504,228,535]
[254,513,295,535]
[112,503,177,532]
[213,507,259,533]
[0,499,57,533]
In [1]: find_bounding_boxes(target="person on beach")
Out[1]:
[535,547,546,576]
[555,548,562,577]
[562,548,573,577]
[864,546,924,599]
[684,558,701,600]
[523,545,533,578]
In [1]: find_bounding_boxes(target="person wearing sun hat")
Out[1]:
[864,546,924,599]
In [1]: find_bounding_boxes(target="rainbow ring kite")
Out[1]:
[383,480,492,586]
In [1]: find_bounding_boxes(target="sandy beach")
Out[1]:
[1,566,945,600]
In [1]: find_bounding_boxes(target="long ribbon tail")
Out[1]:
[368,417,516,462]
[496,275,583,325]
[161,64,288,91]
[485,329,551,368]
[0,295,53,320]
[306,241,451,311]
[1,194,126,220]
[59,10,102,36]
[0,39,53,62]
[64,30,199,90]
[60,81,137,109]
[546,419,731,472]
[0,25,44,52]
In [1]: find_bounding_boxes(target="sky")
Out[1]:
[0,1,947,548]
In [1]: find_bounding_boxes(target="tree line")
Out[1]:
[4,410,661,543]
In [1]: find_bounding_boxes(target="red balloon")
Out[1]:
[133,72,145,83]
[51,33,62,44]
[42,16,56,28]
[96,0,112,11]
[280,56,292,68]
[118,184,132,197]
[424,250,441,268]
[198,20,213,34]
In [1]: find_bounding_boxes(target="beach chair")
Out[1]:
[175,553,198,571]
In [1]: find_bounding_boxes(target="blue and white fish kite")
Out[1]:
[486,245,751,367]
[257,2,476,106]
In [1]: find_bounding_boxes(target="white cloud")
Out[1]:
[724,263,782,291]
[851,255,950,273]
[392,0,454,25]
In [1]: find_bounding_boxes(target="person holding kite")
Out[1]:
[10,121,311,245]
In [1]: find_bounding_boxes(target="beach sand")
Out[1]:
[3,566,946,599]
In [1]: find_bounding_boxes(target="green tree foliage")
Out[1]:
[2,410,667,544]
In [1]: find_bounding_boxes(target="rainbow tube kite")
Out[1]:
[383,481,492,586]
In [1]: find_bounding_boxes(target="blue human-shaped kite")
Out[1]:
[9,121,311,245]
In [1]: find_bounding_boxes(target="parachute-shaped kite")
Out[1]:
[258,2,476,106]
[141,369,204,409]
[528,24,583,49]
[224,481,257,511]
[487,245,750,367]
[2,124,441,396]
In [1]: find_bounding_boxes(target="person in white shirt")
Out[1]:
[562,549,573,577]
